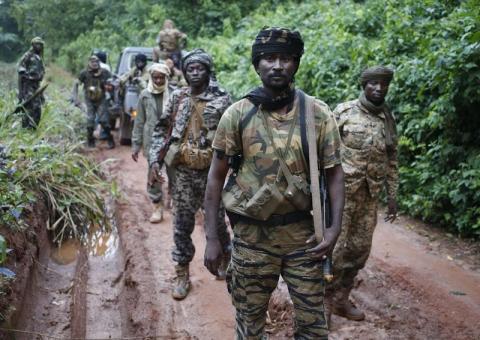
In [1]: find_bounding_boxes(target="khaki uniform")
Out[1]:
[17,49,45,128]
[213,93,342,339]
[133,89,165,203]
[331,99,398,292]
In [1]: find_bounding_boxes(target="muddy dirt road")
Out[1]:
[4,143,479,339]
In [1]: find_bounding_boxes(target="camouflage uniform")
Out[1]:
[213,95,342,339]
[78,67,112,130]
[331,99,398,293]
[153,20,186,69]
[133,89,165,203]
[17,41,45,128]
[119,66,149,92]
[149,85,232,264]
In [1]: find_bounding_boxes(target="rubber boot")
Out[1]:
[172,264,190,300]
[87,127,96,148]
[149,202,164,223]
[215,249,231,281]
[332,288,365,321]
[105,128,115,149]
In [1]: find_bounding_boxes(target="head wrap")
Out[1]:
[147,63,170,111]
[251,27,304,66]
[31,36,45,45]
[95,51,107,64]
[360,66,394,88]
[181,48,212,75]
[135,53,147,63]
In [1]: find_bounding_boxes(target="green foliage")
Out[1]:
[196,0,480,236]
[0,63,110,242]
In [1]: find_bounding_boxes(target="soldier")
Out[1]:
[204,27,345,339]
[328,66,398,321]
[153,19,186,69]
[132,63,172,223]
[72,55,114,148]
[149,49,232,300]
[165,58,187,89]
[119,53,149,92]
[17,36,45,129]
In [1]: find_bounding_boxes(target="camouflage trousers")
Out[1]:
[20,82,43,129]
[227,220,328,340]
[171,165,230,265]
[85,98,110,130]
[329,181,378,294]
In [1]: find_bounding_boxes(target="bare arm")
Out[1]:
[203,151,229,275]
[325,164,345,246]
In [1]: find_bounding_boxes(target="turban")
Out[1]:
[148,62,170,76]
[360,66,394,87]
[251,27,304,66]
[31,36,45,45]
[181,48,213,75]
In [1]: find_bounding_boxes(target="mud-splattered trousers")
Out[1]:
[172,164,230,265]
[85,98,110,130]
[227,221,329,340]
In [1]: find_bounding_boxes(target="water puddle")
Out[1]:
[50,223,118,265]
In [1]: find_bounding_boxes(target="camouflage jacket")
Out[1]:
[78,68,111,102]
[119,66,149,92]
[17,50,45,100]
[333,99,398,200]
[132,89,165,158]
[213,93,342,216]
[149,85,231,166]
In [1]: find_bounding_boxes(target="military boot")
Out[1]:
[172,264,191,300]
[332,289,365,321]
[149,202,164,223]
[87,128,96,148]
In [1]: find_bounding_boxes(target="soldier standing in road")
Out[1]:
[203,27,345,339]
[149,49,232,300]
[17,36,45,129]
[72,55,114,149]
[327,66,398,321]
[132,63,172,223]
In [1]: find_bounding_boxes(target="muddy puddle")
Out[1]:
[50,223,118,265]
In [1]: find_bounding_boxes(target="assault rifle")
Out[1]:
[13,83,49,114]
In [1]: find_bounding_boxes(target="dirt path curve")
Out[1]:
[95,144,480,340]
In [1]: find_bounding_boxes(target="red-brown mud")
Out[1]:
[1,142,479,339]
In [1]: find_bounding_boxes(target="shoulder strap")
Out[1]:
[298,90,309,165]
[304,91,324,242]
[239,103,258,144]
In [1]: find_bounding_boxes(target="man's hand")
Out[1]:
[305,226,339,259]
[131,151,139,162]
[148,162,164,186]
[385,198,398,222]
[204,238,223,276]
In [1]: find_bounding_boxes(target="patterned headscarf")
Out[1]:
[181,48,213,76]
[251,27,304,66]
[360,66,394,88]
[31,36,45,45]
